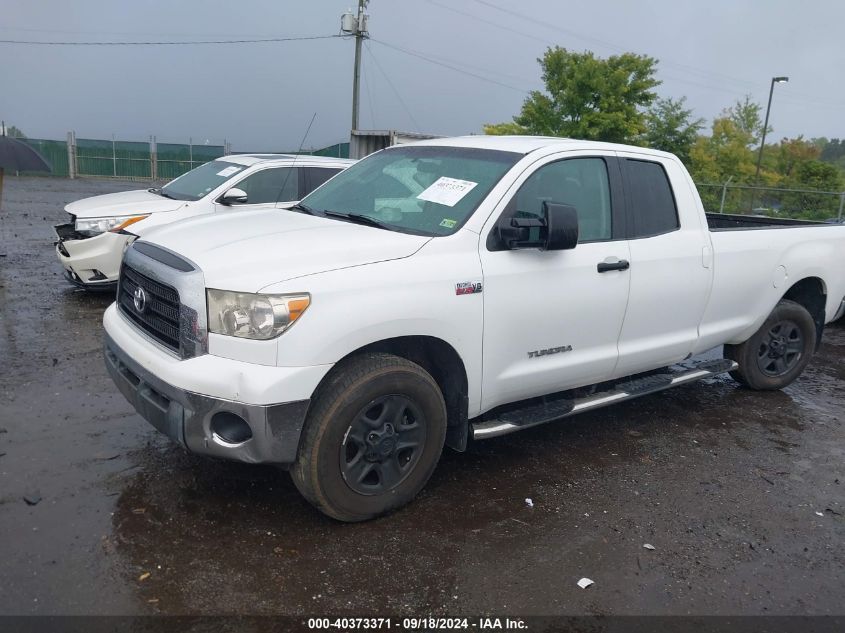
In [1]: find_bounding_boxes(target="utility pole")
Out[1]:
[342,0,369,132]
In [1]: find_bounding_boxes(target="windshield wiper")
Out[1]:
[322,210,396,231]
[289,202,317,215]
[149,187,177,200]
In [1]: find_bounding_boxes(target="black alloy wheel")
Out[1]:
[340,395,427,495]
[756,319,805,377]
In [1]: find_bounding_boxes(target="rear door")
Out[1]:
[479,152,632,412]
[611,154,713,377]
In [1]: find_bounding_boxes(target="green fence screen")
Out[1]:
[13,136,348,180]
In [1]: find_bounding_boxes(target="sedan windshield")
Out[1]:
[297,146,521,236]
[160,160,247,201]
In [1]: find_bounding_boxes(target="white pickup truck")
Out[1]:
[54,154,353,290]
[102,136,845,522]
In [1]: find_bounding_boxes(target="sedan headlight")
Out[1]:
[75,214,149,236]
[207,290,311,340]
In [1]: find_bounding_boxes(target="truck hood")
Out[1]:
[138,208,432,291]
[66,189,186,218]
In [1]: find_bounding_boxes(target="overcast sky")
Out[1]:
[1,0,843,151]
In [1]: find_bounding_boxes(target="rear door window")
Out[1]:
[305,167,343,194]
[623,159,679,238]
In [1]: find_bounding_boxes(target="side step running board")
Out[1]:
[472,358,737,440]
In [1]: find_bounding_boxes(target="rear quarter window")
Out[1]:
[624,159,679,238]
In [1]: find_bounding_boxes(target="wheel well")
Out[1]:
[782,277,826,348]
[332,336,470,452]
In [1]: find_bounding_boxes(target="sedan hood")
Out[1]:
[66,189,186,218]
[138,209,432,291]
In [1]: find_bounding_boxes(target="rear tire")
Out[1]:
[725,299,816,390]
[292,353,447,522]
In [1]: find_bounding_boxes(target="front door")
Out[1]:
[479,154,631,413]
[216,166,301,212]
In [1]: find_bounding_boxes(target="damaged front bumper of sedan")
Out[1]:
[54,221,133,291]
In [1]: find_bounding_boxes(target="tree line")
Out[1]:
[485,47,844,220]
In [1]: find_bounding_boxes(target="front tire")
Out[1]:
[292,353,447,522]
[725,299,816,390]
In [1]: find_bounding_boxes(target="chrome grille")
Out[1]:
[118,264,181,352]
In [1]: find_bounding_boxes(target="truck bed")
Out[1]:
[706,212,828,231]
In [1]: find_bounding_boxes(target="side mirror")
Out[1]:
[220,187,248,205]
[543,201,579,250]
[497,201,579,251]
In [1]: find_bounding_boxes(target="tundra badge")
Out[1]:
[528,345,573,359]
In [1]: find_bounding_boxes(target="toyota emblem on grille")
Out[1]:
[133,286,147,314]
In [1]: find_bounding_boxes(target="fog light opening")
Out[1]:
[210,412,253,446]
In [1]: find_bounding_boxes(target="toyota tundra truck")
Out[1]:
[102,136,845,522]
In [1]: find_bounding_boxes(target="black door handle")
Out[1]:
[597,259,630,273]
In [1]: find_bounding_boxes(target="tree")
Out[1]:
[688,117,758,212]
[689,117,756,183]
[780,160,844,220]
[820,138,845,162]
[642,96,703,164]
[484,47,660,143]
[2,124,26,138]
[483,121,528,136]
[723,96,765,147]
[774,137,820,179]
[817,138,845,176]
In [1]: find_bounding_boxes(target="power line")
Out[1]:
[364,41,422,132]
[362,45,377,128]
[0,34,342,46]
[420,0,845,113]
[466,0,762,91]
[0,25,308,39]
[419,0,545,83]
[422,0,759,101]
[424,0,543,47]
[370,38,531,94]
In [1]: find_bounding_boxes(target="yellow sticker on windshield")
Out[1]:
[440,218,457,229]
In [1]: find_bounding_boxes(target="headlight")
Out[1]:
[75,215,149,236]
[207,290,310,340]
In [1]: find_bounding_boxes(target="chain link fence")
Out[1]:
[697,182,845,223]
[65,133,230,181]
[14,132,350,181]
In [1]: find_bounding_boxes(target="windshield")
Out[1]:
[161,160,247,201]
[297,146,521,235]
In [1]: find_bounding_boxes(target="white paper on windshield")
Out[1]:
[216,166,241,177]
[416,177,478,207]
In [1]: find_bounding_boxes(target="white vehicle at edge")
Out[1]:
[102,136,845,521]
[54,154,354,289]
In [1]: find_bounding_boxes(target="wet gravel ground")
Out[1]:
[0,176,843,617]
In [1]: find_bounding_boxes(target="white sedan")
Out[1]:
[54,154,354,290]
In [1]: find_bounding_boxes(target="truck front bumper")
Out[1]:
[54,223,131,290]
[105,333,311,465]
